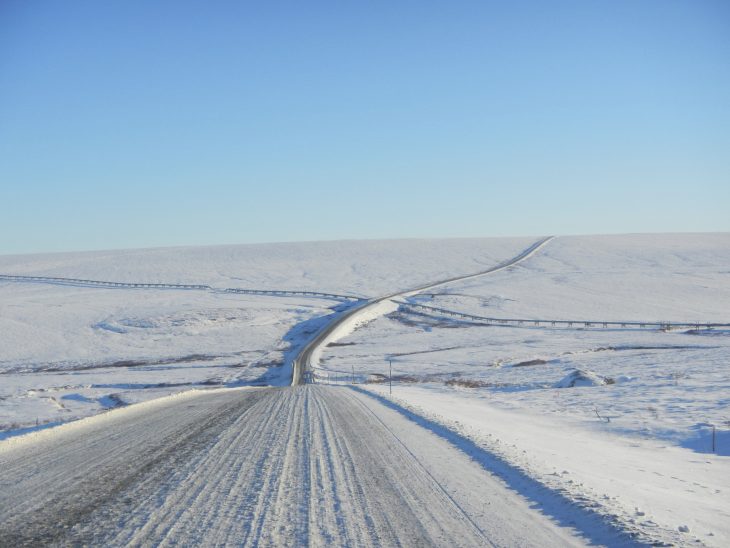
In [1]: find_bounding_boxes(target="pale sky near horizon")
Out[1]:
[1,1,728,255]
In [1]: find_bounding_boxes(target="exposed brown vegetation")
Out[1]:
[511,359,547,367]
[445,378,492,389]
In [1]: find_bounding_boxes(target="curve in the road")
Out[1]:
[292,236,554,385]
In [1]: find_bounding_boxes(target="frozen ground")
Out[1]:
[0,285,336,431]
[1,233,728,546]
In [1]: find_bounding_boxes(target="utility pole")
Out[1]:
[352,364,355,384]
[389,359,392,396]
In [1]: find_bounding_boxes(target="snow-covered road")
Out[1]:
[0,385,607,547]
[294,237,555,384]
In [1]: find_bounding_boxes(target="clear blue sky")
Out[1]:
[1,1,728,254]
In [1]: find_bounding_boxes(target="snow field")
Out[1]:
[0,237,532,432]
[1,233,728,546]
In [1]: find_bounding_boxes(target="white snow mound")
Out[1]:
[554,369,610,388]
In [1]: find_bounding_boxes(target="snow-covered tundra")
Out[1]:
[0,233,728,546]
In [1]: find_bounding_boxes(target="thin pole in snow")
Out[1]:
[389,359,392,396]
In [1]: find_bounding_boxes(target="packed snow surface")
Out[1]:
[0,385,600,546]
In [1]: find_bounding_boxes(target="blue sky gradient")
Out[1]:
[1,1,728,254]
